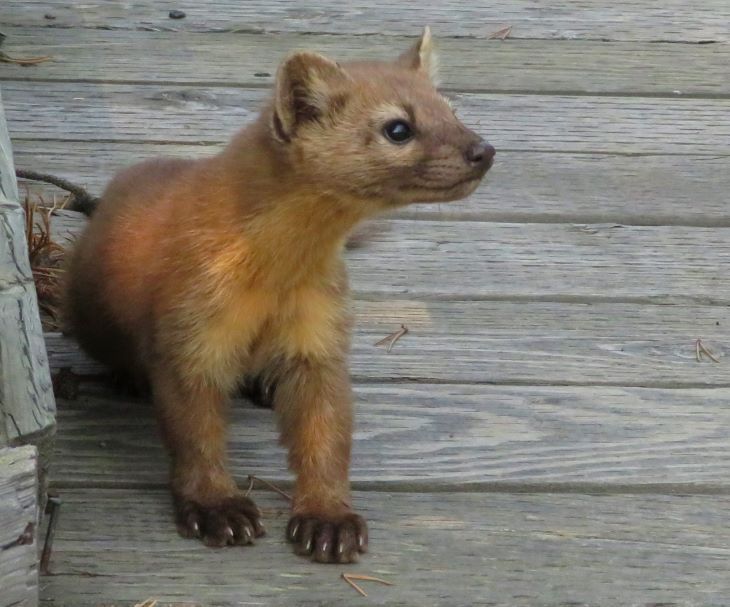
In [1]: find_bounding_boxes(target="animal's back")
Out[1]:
[64,157,196,374]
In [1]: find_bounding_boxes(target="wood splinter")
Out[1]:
[488,25,512,40]
[244,474,292,502]
[0,51,53,65]
[374,324,409,353]
[695,338,720,363]
[341,572,394,597]
[244,474,351,508]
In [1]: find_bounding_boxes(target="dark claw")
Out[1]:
[295,518,317,556]
[228,512,255,545]
[286,518,301,542]
[251,514,266,538]
[174,494,264,548]
[313,523,336,563]
[336,522,356,564]
[286,513,368,564]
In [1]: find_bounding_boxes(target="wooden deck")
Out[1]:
[2,1,730,604]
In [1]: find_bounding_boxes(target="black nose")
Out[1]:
[465,140,496,167]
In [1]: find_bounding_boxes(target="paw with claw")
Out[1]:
[287,512,368,563]
[174,494,265,547]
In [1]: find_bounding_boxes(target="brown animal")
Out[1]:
[64,28,494,563]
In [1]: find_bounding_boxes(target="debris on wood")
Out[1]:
[16,168,100,214]
[168,9,186,19]
[244,475,292,502]
[341,573,394,597]
[24,192,68,330]
[134,600,158,607]
[243,475,350,511]
[695,338,720,363]
[488,26,512,40]
[0,50,52,65]
[374,324,409,353]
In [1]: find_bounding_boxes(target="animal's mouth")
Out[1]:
[408,158,493,194]
[408,174,484,194]
[392,160,493,205]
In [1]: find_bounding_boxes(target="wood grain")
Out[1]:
[48,209,730,304]
[0,446,38,607]
[15,141,730,227]
[50,382,730,487]
[5,81,730,155]
[45,296,730,388]
[40,487,730,605]
[0,92,56,448]
[6,1,730,605]
[3,27,729,96]
[3,0,729,42]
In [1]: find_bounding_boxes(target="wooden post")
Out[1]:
[0,446,38,607]
[0,88,57,449]
[0,88,56,605]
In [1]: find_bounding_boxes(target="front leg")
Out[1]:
[151,363,265,547]
[274,355,368,563]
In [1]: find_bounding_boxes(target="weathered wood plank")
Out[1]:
[4,82,730,155]
[47,209,730,304]
[3,28,729,97]
[50,382,730,487]
[0,90,56,448]
[346,222,730,303]
[40,487,730,606]
[44,297,730,388]
[2,0,728,42]
[15,140,730,227]
[0,446,38,607]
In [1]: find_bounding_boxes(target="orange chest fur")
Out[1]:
[176,274,349,389]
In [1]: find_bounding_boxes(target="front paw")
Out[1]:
[286,512,368,563]
[174,494,265,547]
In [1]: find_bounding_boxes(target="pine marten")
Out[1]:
[64,28,494,563]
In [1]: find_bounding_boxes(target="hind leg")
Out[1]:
[69,311,149,396]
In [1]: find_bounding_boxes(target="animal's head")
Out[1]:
[270,27,494,208]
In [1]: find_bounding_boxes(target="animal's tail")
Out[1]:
[15,169,99,215]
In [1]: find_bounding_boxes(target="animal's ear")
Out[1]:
[272,51,349,142]
[396,26,439,85]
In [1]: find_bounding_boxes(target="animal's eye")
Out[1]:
[383,119,414,144]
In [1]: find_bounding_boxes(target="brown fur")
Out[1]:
[63,28,494,563]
